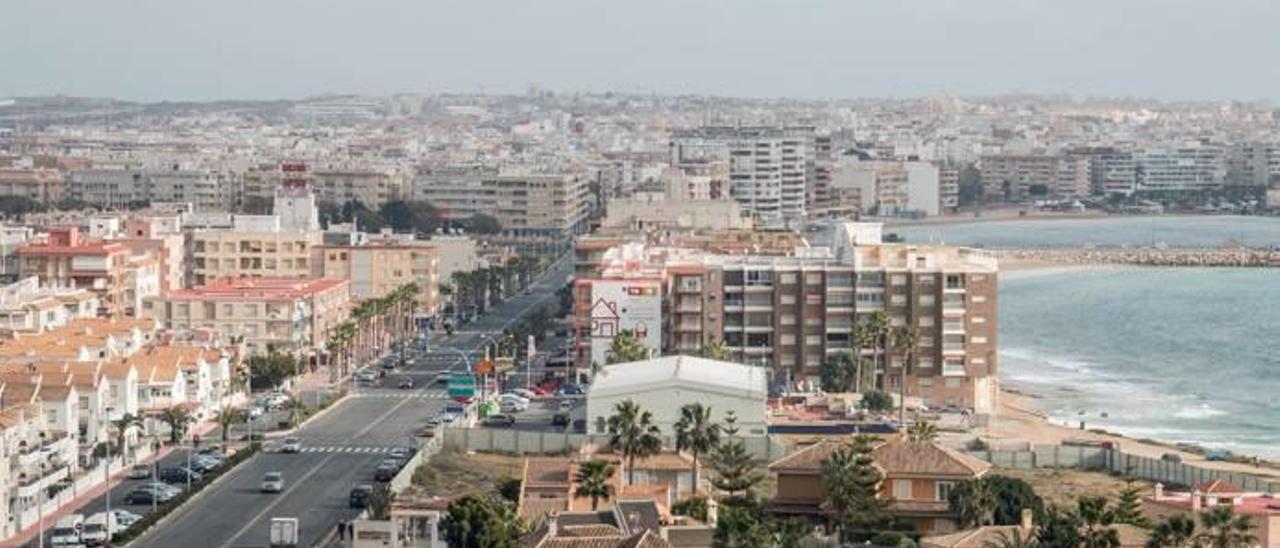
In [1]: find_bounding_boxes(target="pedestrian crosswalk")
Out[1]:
[295,445,409,454]
[351,391,448,399]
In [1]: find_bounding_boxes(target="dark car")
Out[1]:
[124,488,173,505]
[551,413,570,427]
[398,377,414,389]
[482,414,516,427]
[374,464,397,482]
[158,466,202,484]
[349,485,374,508]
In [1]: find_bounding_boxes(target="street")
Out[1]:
[122,256,572,548]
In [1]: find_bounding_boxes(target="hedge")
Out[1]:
[112,443,261,543]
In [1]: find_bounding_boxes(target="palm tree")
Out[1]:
[673,403,721,494]
[606,400,663,486]
[605,330,649,364]
[281,398,308,427]
[1147,513,1197,548]
[889,325,920,425]
[159,406,194,445]
[701,339,730,361]
[1196,506,1254,548]
[983,528,1040,548]
[573,459,617,510]
[1076,496,1121,548]
[951,477,997,528]
[863,312,889,390]
[853,312,888,393]
[109,413,143,464]
[215,405,244,453]
[907,420,938,443]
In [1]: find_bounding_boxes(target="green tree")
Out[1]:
[281,397,308,427]
[949,477,997,528]
[1147,513,1197,548]
[674,403,721,493]
[702,339,731,361]
[573,459,616,511]
[248,351,299,390]
[109,413,143,464]
[215,405,244,453]
[980,476,1045,526]
[467,213,502,234]
[1195,506,1254,548]
[369,483,396,520]
[862,389,894,413]
[708,411,763,498]
[822,435,892,543]
[441,494,521,548]
[1076,496,1120,548]
[159,406,194,445]
[855,312,889,390]
[0,196,47,218]
[820,354,855,393]
[672,495,709,522]
[605,329,649,364]
[606,400,663,486]
[907,420,938,443]
[1036,505,1082,548]
[1112,480,1150,527]
[888,325,919,425]
[714,501,775,548]
[958,163,984,207]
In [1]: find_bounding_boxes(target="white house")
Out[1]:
[585,355,769,437]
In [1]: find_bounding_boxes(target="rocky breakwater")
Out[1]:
[986,247,1280,267]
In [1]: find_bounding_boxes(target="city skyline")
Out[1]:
[4,0,1280,102]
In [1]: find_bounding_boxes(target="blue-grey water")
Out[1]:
[1000,268,1280,458]
[893,215,1280,248]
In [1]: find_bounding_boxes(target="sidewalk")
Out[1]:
[5,417,222,548]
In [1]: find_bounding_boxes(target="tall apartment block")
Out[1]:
[412,165,591,255]
[573,224,1000,419]
[670,126,814,227]
[978,154,1090,201]
[1069,146,1137,196]
[1135,144,1226,192]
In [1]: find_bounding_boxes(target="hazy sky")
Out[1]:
[3,0,1278,102]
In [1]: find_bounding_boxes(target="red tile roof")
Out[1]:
[1196,479,1243,494]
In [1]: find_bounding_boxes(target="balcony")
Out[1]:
[675,301,703,313]
[942,320,965,334]
[942,343,966,356]
[942,297,966,315]
[16,463,70,499]
[942,364,967,377]
[675,320,702,332]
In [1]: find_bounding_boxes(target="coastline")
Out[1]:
[987,260,1280,479]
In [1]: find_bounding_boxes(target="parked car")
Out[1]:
[280,437,302,454]
[158,466,202,484]
[124,487,175,505]
[382,359,398,370]
[1160,452,1183,464]
[398,377,414,389]
[112,509,142,529]
[374,464,397,482]
[498,393,530,405]
[388,447,411,460]
[558,399,573,412]
[50,514,84,547]
[438,413,458,424]
[556,383,584,396]
[511,388,538,400]
[416,425,437,438]
[349,485,374,508]
[482,414,516,427]
[500,401,527,414]
[551,413,570,427]
[83,511,118,545]
[261,471,285,493]
[434,373,450,385]
[355,370,378,382]
[1205,449,1230,461]
[128,464,152,480]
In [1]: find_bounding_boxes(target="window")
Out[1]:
[919,317,935,327]
[891,274,907,286]
[919,337,934,348]
[805,335,822,346]
[919,295,936,307]
[890,316,905,327]
[918,357,935,368]
[893,480,913,499]
[973,295,987,303]
[805,294,822,305]
[779,273,797,284]
[804,354,821,366]
[936,481,956,502]
[805,273,821,285]
[780,314,796,326]
[972,336,988,344]
[780,294,796,305]
[945,378,962,388]
[780,334,796,346]
[972,316,986,324]
[890,294,906,305]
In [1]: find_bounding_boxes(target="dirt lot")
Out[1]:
[994,467,1149,507]
[408,449,524,498]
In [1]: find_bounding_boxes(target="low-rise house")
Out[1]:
[767,437,991,535]
[585,357,769,438]
[1145,480,1280,547]
[0,277,99,335]
[517,453,697,524]
[921,512,1149,547]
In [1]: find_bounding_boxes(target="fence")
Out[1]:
[972,444,1280,492]
[390,435,443,493]
[442,428,790,462]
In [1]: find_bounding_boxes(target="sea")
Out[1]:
[898,216,1280,458]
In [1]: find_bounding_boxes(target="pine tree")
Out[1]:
[708,411,763,498]
[822,435,893,543]
[1113,480,1150,527]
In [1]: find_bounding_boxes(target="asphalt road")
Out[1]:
[126,255,571,548]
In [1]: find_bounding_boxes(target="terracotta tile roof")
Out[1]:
[1195,479,1243,494]
[37,383,75,402]
[871,439,991,478]
[561,525,624,537]
[101,360,136,380]
[768,438,989,479]
[923,524,1148,548]
[520,498,570,521]
[3,384,38,406]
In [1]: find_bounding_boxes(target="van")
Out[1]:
[83,512,118,545]
[50,514,84,547]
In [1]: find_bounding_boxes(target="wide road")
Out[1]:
[131,255,571,548]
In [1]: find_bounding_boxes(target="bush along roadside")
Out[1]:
[113,443,261,544]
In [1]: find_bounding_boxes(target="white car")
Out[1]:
[279,438,302,454]
[261,471,285,493]
[498,393,530,405]
[438,413,458,424]
[112,509,142,529]
[127,464,151,480]
[500,400,528,414]
[355,370,378,382]
[83,512,118,545]
[247,406,264,419]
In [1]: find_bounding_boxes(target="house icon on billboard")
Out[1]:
[590,298,620,338]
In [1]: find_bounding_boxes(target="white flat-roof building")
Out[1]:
[586,355,769,437]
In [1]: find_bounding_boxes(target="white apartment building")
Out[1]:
[670,127,814,226]
[66,166,231,212]
[1135,144,1227,193]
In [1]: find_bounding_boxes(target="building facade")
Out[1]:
[314,242,440,316]
[670,126,814,226]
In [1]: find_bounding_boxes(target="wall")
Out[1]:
[442,428,789,462]
[972,445,1280,492]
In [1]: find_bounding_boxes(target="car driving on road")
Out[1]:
[280,437,302,453]
[261,471,284,493]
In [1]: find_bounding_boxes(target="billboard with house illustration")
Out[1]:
[589,279,662,366]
